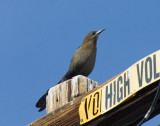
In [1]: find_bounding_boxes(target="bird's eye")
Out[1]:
[91,32,96,36]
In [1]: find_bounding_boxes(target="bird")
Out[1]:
[36,29,105,112]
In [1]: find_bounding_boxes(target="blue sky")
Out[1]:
[0,0,160,126]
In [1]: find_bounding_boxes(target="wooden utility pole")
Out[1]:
[29,50,160,126]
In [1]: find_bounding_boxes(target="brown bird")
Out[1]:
[36,29,105,112]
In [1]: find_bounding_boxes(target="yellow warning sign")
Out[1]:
[79,50,160,125]
[79,88,102,124]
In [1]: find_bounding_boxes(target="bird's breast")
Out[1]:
[82,48,96,76]
[69,45,97,77]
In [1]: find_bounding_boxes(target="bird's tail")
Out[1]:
[36,90,49,112]
[36,71,76,112]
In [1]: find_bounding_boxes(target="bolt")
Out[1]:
[82,98,85,102]
[80,119,83,122]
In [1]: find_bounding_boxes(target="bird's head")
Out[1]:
[83,29,105,45]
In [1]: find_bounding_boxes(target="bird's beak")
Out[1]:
[95,29,105,35]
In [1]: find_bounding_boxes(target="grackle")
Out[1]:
[36,29,105,112]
